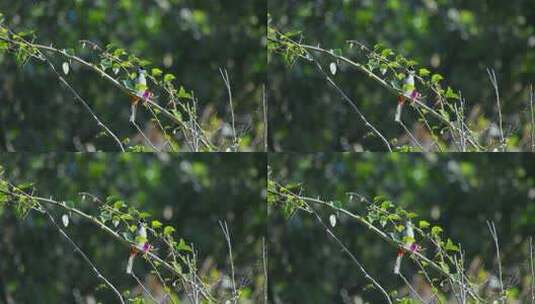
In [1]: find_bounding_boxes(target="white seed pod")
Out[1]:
[329,214,337,227]
[62,62,69,75]
[62,214,69,227]
[329,62,337,75]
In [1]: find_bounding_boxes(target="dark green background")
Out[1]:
[0,0,266,151]
[0,153,267,303]
[269,153,535,303]
[269,0,535,151]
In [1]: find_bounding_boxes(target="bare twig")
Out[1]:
[399,273,426,304]
[44,210,125,304]
[131,120,161,152]
[530,237,534,304]
[310,208,393,304]
[41,53,125,151]
[310,57,393,151]
[219,68,238,150]
[262,85,268,151]
[131,272,160,304]
[398,120,426,151]
[486,221,505,302]
[219,221,238,304]
[529,85,534,152]
[262,237,268,304]
[487,69,505,150]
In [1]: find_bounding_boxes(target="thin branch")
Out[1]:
[131,120,161,152]
[398,120,426,151]
[41,53,125,151]
[486,68,505,151]
[219,220,238,303]
[486,221,505,302]
[529,85,534,152]
[310,57,393,151]
[219,68,238,150]
[310,208,393,304]
[131,272,160,304]
[262,85,268,152]
[44,210,125,304]
[399,273,426,304]
[530,237,534,304]
[262,237,268,304]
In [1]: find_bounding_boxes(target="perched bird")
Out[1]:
[393,221,418,274]
[126,224,150,274]
[129,67,152,123]
[395,71,420,123]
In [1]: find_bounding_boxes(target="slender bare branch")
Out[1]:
[310,208,393,304]
[44,210,125,304]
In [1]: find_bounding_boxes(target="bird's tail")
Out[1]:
[129,101,137,123]
[126,253,135,274]
[393,250,404,274]
[395,98,405,123]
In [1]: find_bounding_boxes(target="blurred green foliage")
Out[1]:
[0,153,266,302]
[269,0,535,151]
[269,153,535,303]
[0,0,266,151]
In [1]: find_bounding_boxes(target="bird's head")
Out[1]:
[137,67,146,76]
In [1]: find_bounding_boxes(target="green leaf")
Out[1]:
[151,220,163,229]
[418,68,430,77]
[113,200,125,210]
[418,220,430,229]
[407,212,418,219]
[151,68,163,77]
[381,48,394,57]
[395,224,405,232]
[175,238,192,252]
[164,73,176,83]
[139,211,151,219]
[431,226,443,236]
[164,226,175,236]
[431,74,444,84]
[100,58,112,71]
[113,48,126,57]
[177,86,192,99]
[445,87,460,100]
[444,239,460,252]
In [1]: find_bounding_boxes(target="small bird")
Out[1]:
[126,224,150,274]
[129,67,152,123]
[395,71,420,123]
[393,221,418,274]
